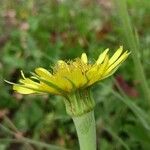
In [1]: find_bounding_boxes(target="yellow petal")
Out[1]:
[13,85,36,94]
[65,68,87,88]
[19,78,40,89]
[86,65,99,81]
[101,66,119,80]
[40,82,61,95]
[108,46,123,65]
[86,54,109,86]
[105,51,130,74]
[35,68,52,80]
[19,78,38,85]
[96,48,109,65]
[98,54,109,76]
[81,53,88,64]
[53,76,73,92]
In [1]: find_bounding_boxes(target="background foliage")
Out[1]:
[0,0,150,149]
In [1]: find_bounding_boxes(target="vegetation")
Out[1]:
[0,0,150,149]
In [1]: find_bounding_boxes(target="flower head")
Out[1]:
[13,46,129,95]
[12,46,130,116]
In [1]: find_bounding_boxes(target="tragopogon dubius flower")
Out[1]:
[11,46,130,116]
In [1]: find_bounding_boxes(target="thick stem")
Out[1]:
[73,111,96,150]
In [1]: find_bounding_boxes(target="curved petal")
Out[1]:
[87,54,109,86]
[105,51,130,74]
[108,46,123,65]
[96,48,109,65]
[35,67,52,77]
[13,85,37,94]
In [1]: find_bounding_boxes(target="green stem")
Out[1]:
[73,111,96,150]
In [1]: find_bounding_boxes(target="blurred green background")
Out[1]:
[0,0,150,149]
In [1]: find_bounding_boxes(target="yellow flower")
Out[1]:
[11,46,130,116]
[13,46,130,96]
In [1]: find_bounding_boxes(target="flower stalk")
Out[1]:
[73,111,96,150]
[64,89,96,150]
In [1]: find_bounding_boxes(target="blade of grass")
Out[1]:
[100,83,150,131]
[0,122,68,150]
[0,138,68,150]
[115,0,150,103]
[115,81,150,131]
[104,126,130,150]
[3,115,19,133]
